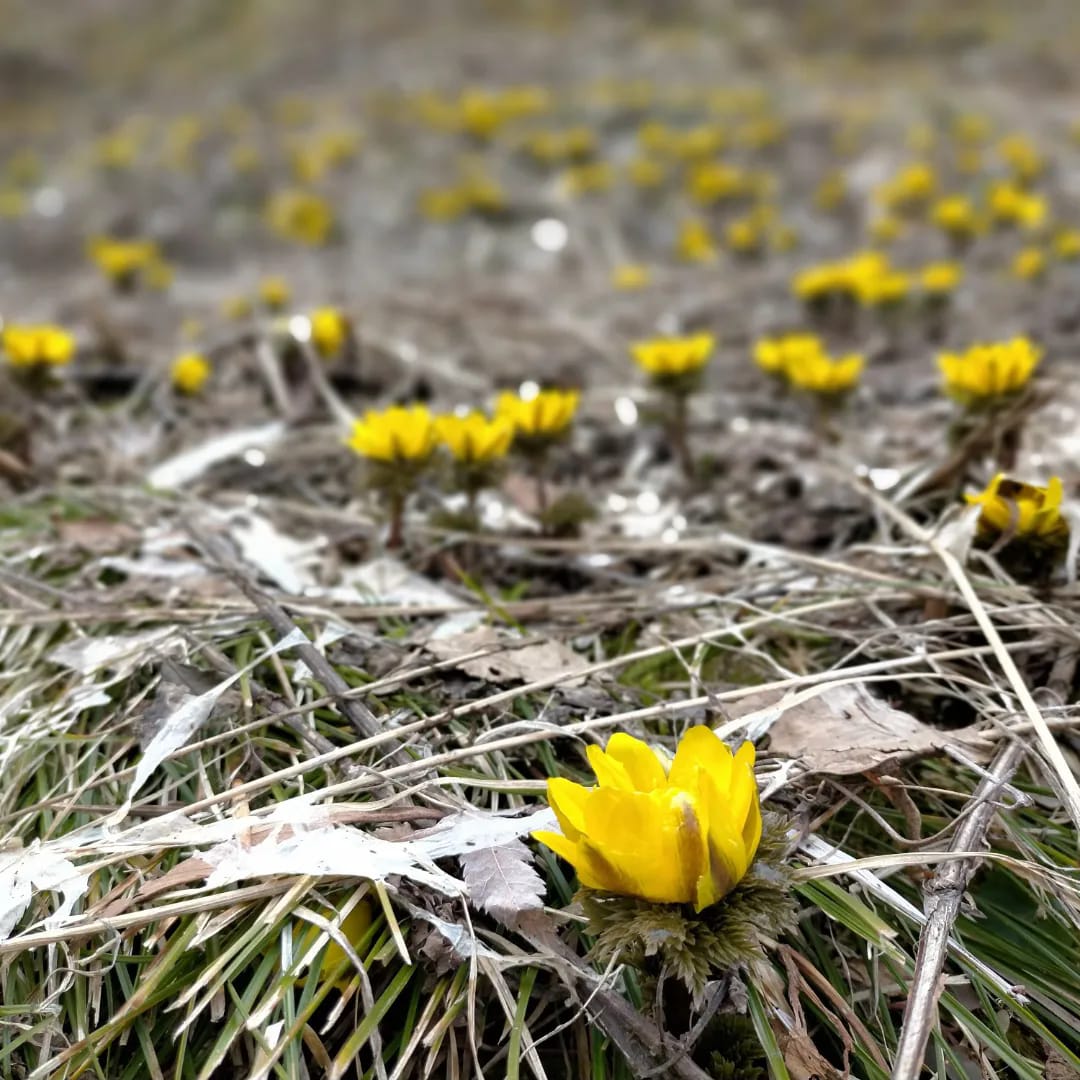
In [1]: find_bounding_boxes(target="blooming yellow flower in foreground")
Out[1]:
[938,338,1041,404]
[496,389,579,439]
[310,307,348,358]
[753,332,825,376]
[533,728,762,911]
[346,405,439,464]
[784,351,864,395]
[3,324,76,367]
[631,333,714,380]
[966,474,1067,541]
[436,412,514,464]
[171,352,211,394]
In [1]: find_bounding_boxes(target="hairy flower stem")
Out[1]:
[386,491,406,550]
[669,391,695,481]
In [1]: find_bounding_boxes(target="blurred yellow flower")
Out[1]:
[1054,229,1080,260]
[997,134,1043,183]
[612,264,650,290]
[966,474,1066,541]
[532,727,762,911]
[171,352,211,394]
[785,351,864,395]
[0,189,27,218]
[988,182,1045,230]
[753,332,825,376]
[814,172,847,212]
[876,162,936,211]
[222,295,254,320]
[938,338,1041,404]
[631,333,714,380]
[310,307,348,358]
[625,156,667,189]
[436,412,514,464]
[1012,246,1047,281]
[87,237,160,288]
[346,405,439,464]
[496,388,579,439]
[686,161,750,206]
[562,161,614,197]
[726,217,763,255]
[869,216,904,244]
[921,262,963,294]
[932,195,983,241]
[3,324,75,368]
[259,276,291,312]
[675,219,717,264]
[854,269,910,307]
[419,187,468,223]
[266,188,335,246]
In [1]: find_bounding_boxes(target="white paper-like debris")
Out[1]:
[410,907,500,960]
[127,628,307,803]
[147,422,286,490]
[408,808,556,861]
[228,512,321,594]
[0,845,90,941]
[48,628,178,676]
[203,827,465,896]
[334,557,466,608]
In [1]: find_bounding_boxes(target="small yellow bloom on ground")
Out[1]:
[266,188,335,246]
[1012,246,1047,281]
[3,324,76,367]
[1054,229,1080,260]
[753,332,825,376]
[310,307,348,358]
[876,162,936,211]
[814,172,847,212]
[854,269,910,307]
[785,351,864,395]
[869,215,904,244]
[675,219,717,263]
[966,474,1066,541]
[988,182,1045,230]
[259,276,291,311]
[612,264,651,290]
[631,333,714,379]
[997,133,1044,183]
[496,388,579,438]
[921,261,963,295]
[171,352,211,394]
[222,295,254,320]
[87,237,159,287]
[726,217,763,254]
[938,338,1041,404]
[346,405,439,464]
[436,412,514,464]
[932,195,983,241]
[532,727,762,912]
[561,161,614,197]
[625,156,666,189]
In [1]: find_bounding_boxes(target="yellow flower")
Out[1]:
[932,195,983,240]
[854,269,910,307]
[436,412,514,464]
[145,257,174,291]
[1012,246,1046,281]
[561,162,614,197]
[726,217,763,254]
[876,162,936,211]
[625,156,667,189]
[612,264,650,290]
[171,352,211,394]
[675,219,717,264]
[3,324,76,367]
[266,188,335,246]
[1054,229,1080,260]
[310,307,348,358]
[938,338,1041,404]
[259,276,291,311]
[230,142,261,174]
[346,405,439,464]
[631,333,714,379]
[496,388,579,439]
[753,333,825,376]
[686,161,749,206]
[997,134,1043,183]
[532,727,762,911]
[966,474,1066,541]
[419,187,468,223]
[784,351,864,395]
[920,261,963,294]
[988,182,1045,230]
[869,216,904,244]
[87,237,159,286]
[814,172,847,212]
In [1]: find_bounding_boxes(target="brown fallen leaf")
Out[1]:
[425,625,588,687]
[54,515,140,554]
[729,683,983,775]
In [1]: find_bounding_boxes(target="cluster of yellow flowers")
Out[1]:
[794,251,965,309]
[753,333,863,395]
[86,237,172,292]
[2,324,76,369]
[938,337,1041,406]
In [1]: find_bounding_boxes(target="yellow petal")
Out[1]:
[602,733,667,791]
[546,777,589,839]
[586,743,633,790]
[668,726,734,794]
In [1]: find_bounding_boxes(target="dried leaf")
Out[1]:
[426,626,588,687]
[732,683,982,775]
[460,840,545,923]
[0,844,89,941]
